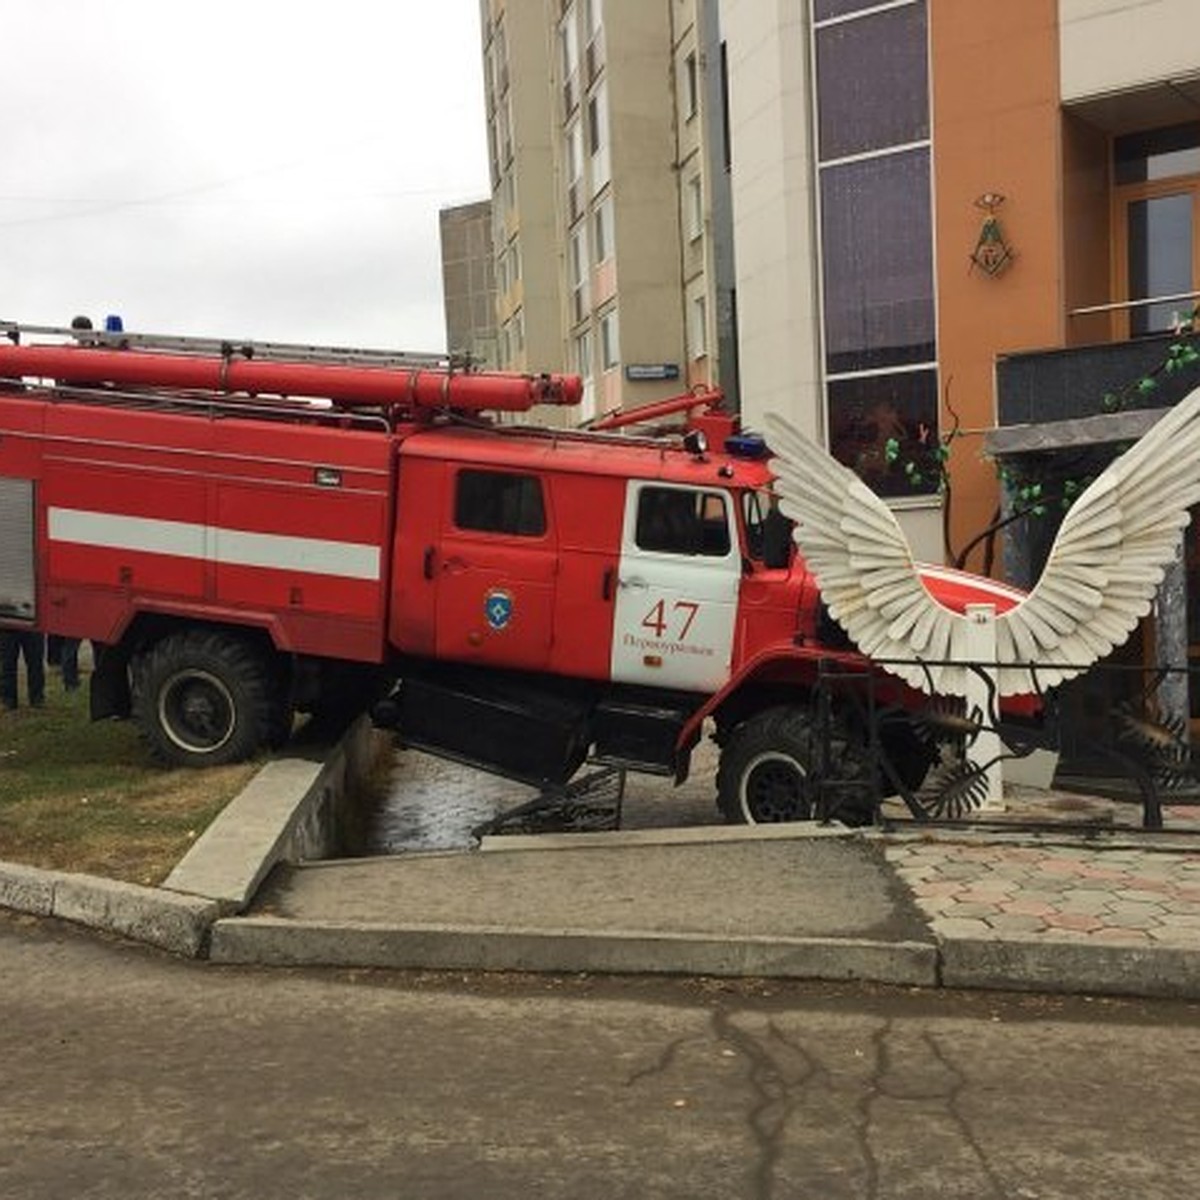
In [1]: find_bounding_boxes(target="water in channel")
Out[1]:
[367,741,723,854]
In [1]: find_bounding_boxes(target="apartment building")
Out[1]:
[439,200,499,369]
[478,0,730,423]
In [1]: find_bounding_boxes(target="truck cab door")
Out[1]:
[432,465,557,671]
[610,480,739,693]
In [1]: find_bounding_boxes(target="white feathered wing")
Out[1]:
[764,386,1200,697]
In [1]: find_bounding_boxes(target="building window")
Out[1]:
[559,4,579,114]
[499,95,514,166]
[493,19,508,93]
[689,293,707,360]
[1114,124,1200,337]
[584,0,605,82]
[600,307,620,369]
[588,80,610,190]
[569,225,590,323]
[686,175,703,242]
[455,470,546,537]
[683,52,698,121]
[497,244,511,296]
[820,148,935,374]
[574,327,595,419]
[813,0,883,20]
[565,120,585,221]
[826,369,939,499]
[814,0,938,496]
[574,327,593,379]
[593,194,614,263]
[814,3,928,161]
[1114,122,1200,184]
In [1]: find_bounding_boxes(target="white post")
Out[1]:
[963,603,1005,811]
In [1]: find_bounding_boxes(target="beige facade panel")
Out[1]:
[1060,0,1200,104]
[721,0,823,437]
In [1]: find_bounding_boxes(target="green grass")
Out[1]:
[0,673,262,886]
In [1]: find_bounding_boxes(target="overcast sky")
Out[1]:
[1,1,491,352]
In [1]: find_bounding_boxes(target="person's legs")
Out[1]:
[60,638,80,690]
[22,632,45,706]
[0,632,18,709]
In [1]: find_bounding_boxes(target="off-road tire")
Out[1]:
[716,705,876,827]
[131,630,281,767]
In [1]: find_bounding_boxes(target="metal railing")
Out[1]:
[1069,290,1200,319]
[813,657,1199,834]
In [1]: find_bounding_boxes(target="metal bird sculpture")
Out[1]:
[764,386,1200,698]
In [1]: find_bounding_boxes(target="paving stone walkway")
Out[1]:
[885,839,1200,948]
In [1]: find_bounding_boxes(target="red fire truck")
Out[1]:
[0,321,1023,824]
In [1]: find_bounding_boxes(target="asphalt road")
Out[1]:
[3,910,1198,1200]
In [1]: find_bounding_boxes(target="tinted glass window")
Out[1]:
[814,0,893,20]
[636,487,730,556]
[816,4,928,160]
[454,470,546,536]
[1114,123,1200,184]
[820,147,935,374]
[828,369,940,498]
[1127,193,1194,335]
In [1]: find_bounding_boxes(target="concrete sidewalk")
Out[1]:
[1,722,1198,999]
[200,818,1200,999]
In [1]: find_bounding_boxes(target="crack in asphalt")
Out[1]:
[622,1034,703,1088]
[855,1021,1007,1200]
[711,1008,831,1200]
[924,1033,1008,1199]
[852,1019,890,1200]
[625,1011,1012,1200]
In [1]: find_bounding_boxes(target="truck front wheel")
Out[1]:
[132,630,279,767]
[716,706,875,827]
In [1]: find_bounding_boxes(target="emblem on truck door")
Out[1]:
[484,588,514,631]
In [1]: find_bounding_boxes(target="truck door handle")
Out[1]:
[423,546,435,580]
[602,567,615,601]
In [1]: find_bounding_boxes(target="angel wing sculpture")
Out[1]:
[764,386,1200,698]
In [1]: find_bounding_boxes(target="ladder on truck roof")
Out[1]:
[0,320,583,416]
[0,320,463,372]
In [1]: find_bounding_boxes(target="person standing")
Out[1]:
[0,628,46,710]
[46,634,82,691]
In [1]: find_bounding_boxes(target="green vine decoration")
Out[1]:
[891,304,1200,573]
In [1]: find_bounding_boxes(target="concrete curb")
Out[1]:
[209,916,939,985]
[0,860,216,957]
[939,935,1200,1000]
[480,820,854,853]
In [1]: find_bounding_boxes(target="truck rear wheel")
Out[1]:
[132,630,279,767]
[716,706,875,827]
